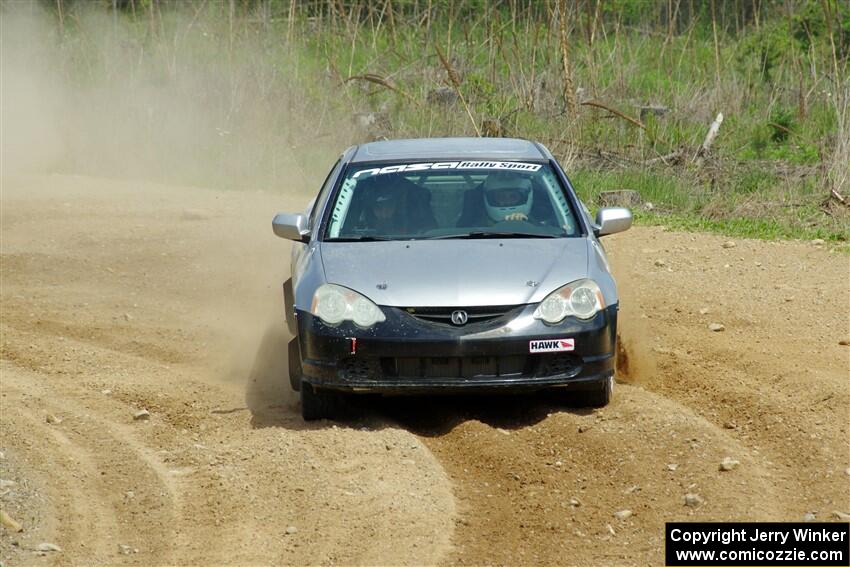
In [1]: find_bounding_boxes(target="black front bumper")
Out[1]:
[295,304,617,394]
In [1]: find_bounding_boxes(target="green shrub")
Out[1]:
[769,107,794,143]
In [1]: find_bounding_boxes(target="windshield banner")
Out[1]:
[352,161,543,179]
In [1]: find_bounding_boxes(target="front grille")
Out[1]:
[338,353,582,382]
[386,355,528,379]
[403,305,522,325]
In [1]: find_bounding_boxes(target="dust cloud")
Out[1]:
[616,316,658,386]
[610,258,659,386]
[1,2,347,189]
[1,3,348,401]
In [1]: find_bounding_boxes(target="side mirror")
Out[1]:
[272,213,310,242]
[594,207,632,237]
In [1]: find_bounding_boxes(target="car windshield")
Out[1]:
[324,161,580,241]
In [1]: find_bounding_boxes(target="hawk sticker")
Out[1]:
[529,338,575,353]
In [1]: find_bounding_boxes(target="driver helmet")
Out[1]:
[369,178,401,221]
[483,172,533,222]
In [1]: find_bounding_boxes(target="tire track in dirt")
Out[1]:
[2,363,181,563]
[379,384,790,566]
[1,174,457,566]
[2,313,457,565]
[1,406,126,562]
[1,316,457,565]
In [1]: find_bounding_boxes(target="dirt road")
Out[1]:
[1,174,848,566]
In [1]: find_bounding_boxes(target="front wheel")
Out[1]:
[300,382,343,421]
[572,375,613,408]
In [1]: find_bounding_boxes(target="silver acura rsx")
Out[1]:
[272,137,632,420]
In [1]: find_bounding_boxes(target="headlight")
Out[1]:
[311,284,386,327]
[532,279,605,324]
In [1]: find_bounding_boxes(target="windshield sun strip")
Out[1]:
[319,158,581,242]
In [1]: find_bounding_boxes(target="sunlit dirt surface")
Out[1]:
[1,174,848,565]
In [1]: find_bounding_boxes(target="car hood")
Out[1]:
[320,239,588,307]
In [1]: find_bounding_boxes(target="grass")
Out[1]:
[635,212,850,250]
[569,169,700,212]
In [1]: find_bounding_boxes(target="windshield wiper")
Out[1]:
[426,231,559,240]
[324,235,395,242]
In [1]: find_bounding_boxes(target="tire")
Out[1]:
[300,382,342,421]
[573,374,613,407]
[288,337,302,392]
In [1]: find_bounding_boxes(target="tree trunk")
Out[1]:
[558,0,577,116]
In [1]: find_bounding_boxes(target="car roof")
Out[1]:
[350,137,547,163]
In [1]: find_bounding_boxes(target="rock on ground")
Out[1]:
[684,493,704,507]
